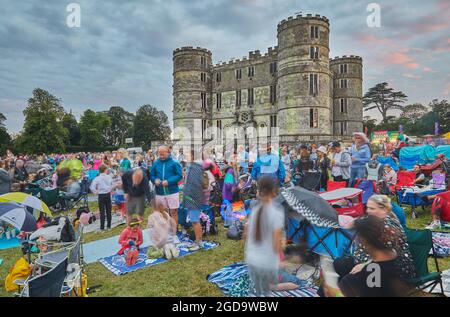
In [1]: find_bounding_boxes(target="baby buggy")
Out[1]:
[236,173,257,202]
[294,170,322,192]
[319,188,365,218]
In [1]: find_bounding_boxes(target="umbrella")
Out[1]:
[0,202,37,232]
[0,192,52,216]
[278,186,339,228]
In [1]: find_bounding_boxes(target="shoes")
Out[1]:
[425,220,441,230]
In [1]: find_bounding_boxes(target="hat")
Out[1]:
[353,132,369,143]
[330,141,341,148]
[130,219,142,226]
[317,146,327,154]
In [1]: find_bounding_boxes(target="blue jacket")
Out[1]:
[251,153,286,185]
[150,157,183,196]
[350,143,371,168]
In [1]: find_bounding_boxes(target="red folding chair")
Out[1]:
[327,180,347,191]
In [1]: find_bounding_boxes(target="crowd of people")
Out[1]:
[1,130,449,297]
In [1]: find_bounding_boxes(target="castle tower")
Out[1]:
[173,46,212,144]
[276,14,332,143]
[329,55,363,139]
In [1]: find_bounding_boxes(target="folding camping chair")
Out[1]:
[405,229,444,296]
[327,180,347,191]
[354,179,377,204]
[17,257,68,297]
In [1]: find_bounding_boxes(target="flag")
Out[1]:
[435,122,439,135]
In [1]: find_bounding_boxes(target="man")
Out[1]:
[237,145,249,175]
[122,168,153,225]
[150,146,183,228]
[412,164,426,185]
[330,141,351,184]
[251,144,285,186]
[177,148,187,167]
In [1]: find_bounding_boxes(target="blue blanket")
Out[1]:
[377,156,399,171]
[207,262,318,297]
[99,236,219,276]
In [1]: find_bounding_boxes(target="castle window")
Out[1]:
[310,108,318,128]
[202,119,207,139]
[309,74,318,95]
[201,56,206,67]
[340,79,348,89]
[340,64,348,74]
[201,93,207,110]
[241,112,249,122]
[310,46,319,60]
[248,66,255,77]
[269,61,277,74]
[236,69,242,80]
[340,122,348,135]
[216,93,222,110]
[310,26,319,39]
[216,72,221,83]
[270,115,277,128]
[340,98,348,113]
[270,85,277,104]
[235,90,242,108]
[201,72,206,82]
[217,120,222,139]
[248,88,254,106]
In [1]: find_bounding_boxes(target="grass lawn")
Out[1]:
[0,200,448,297]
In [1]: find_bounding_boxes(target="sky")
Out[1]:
[0,0,449,133]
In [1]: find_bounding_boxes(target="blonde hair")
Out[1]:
[154,201,169,220]
[368,195,392,212]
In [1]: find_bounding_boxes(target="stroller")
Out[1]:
[320,188,365,218]
[295,170,322,191]
[236,173,257,202]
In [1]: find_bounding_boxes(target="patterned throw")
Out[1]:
[99,234,219,276]
[432,232,450,257]
[207,262,319,297]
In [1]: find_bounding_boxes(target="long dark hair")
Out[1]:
[254,176,278,243]
[354,215,391,252]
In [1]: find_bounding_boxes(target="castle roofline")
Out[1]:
[277,13,329,30]
[173,46,212,55]
[329,55,363,63]
[213,46,278,67]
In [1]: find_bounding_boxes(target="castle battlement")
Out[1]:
[277,13,329,31]
[213,48,278,68]
[173,46,212,55]
[329,55,363,63]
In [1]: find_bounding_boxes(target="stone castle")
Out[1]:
[172,13,363,146]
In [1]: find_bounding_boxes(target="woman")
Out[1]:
[280,147,291,184]
[323,215,412,297]
[295,145,312,174]
[0,160,11,194]
[338,195,416,281]
[244,176,284,296]
[314,146,331,190]
[349,132,371,186]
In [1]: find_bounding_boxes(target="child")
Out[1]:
[117,218,143,255]
[147,202,179,259]
[273,244,310,291]
[89,164,115,231]
[244,176,284,296]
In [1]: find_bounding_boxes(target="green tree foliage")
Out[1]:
[363,116,377,136]
[133,105,171,148]
[103,106,134,146]
[0,113,12,155]
[62,112,81,146]
[16,88,68,154]
[429,99,450,133]
[363,82,408,124]
[79,110,111,148]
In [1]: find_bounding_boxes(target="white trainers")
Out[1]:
[425,220,441,230]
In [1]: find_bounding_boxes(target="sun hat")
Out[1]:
[317,146,327,154]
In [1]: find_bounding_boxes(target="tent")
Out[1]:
[399,145,436,170]
[436,145,450,158]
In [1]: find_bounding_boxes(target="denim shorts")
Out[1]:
[278,269,307,286]
[188,209,201,223]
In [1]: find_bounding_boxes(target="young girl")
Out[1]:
[147,202,177,250]
[118,218,143,255]
[244,176,285,296]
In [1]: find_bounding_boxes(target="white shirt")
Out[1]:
[90,173,114,195]
[331,151,342,177]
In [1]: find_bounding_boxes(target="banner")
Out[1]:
[371,131,399,143]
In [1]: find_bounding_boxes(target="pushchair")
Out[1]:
[295,170,322,191]
[320,188,365,218]
[236,173,257,202]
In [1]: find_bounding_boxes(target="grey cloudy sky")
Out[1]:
[1,0,449,133]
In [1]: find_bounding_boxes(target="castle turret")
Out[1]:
[173,46,212,143]
[329,55,363,138]
[276,14,332,142]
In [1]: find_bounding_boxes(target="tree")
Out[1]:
[103,106,134,146]
[79,110,111,148]
[16,88,68,154]
[133,105,171,148]
[400,103,428,125]
[62,112,81,146]
[429,99,450,133]
[363,82,408,123]
[363,115,377,136]
[0,113,12,155]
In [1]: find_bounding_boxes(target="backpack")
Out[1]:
[76,207,95,225]
[227,220,244,240]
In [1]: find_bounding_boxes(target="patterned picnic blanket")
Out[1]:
[207,262,319,297]
[432,232,450,257]
[99,235,219,276]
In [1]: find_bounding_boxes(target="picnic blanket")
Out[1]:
[432,232,450,257]
[99,235,219,276]
[81,213,126,234]
[0,237,21,250]
[207,262,319,297]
